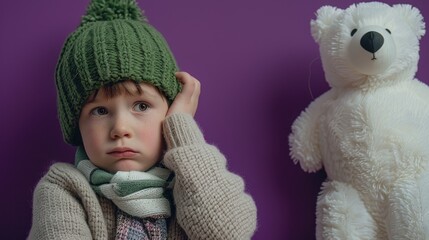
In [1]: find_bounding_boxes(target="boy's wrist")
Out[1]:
[163,113,205,149]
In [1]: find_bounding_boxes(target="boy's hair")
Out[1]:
[55,0,180,146]
[86,80,166,103]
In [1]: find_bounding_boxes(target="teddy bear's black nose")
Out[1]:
[360,31,384,53]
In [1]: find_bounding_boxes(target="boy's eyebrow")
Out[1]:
[131,83,166,101]
[136,87,168,103]
[84,94,101,105]
[138,87,156,98]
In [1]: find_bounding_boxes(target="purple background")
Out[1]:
[1,0,428,239]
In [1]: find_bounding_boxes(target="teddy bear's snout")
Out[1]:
[360,31,384,56]
[347,26,396,75]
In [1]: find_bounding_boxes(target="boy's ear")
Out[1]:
[392,4,426,39]
[311,6,342,43]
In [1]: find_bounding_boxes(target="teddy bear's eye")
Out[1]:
[386,29,391,34]
[351,29,357,37]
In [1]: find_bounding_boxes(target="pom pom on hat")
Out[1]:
[55,0,180,146]
[82,0,145,24]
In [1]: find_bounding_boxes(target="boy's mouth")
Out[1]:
[107,147,138,158]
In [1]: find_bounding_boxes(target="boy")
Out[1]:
[28,0,257,239]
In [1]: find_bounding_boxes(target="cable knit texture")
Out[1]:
[29,113,257,239]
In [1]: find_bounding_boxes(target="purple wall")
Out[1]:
[1,0,428,239]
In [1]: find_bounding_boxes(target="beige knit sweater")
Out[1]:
[28,113,257,239]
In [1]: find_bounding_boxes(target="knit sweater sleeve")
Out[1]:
[28,163,110,240]
[162,113,257,240]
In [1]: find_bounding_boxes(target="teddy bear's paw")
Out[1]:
[290,153,322,173]
[289,116,323,172]
[289,138,322,173]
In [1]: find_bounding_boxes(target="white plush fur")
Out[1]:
[289,2,428,239]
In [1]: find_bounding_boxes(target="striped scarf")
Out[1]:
[75,147,173,239]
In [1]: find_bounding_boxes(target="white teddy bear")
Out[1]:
[289,2,429,239]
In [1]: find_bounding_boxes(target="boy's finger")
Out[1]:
[175,71,192,84]
[176,72,199,96]
[192,80,201,99]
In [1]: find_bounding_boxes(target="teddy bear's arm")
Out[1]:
[289,90,334,172]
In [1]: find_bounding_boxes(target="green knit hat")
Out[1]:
[56,0,180,146]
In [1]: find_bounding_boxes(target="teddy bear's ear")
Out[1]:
[310,6,342,43]
[392,4,426,39]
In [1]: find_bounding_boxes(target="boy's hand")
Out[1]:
[167,72,201,117]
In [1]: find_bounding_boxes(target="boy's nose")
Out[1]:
[110,117,132,139]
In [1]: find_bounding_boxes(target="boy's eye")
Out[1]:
[133,102,149,112]
[91,107,108,116]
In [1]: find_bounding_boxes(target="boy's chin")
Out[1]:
[111,159,150,173]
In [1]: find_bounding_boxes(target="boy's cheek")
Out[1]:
[138,127,164,152]
[80,126,104,156]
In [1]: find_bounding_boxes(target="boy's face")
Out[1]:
[79,81,168,173]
